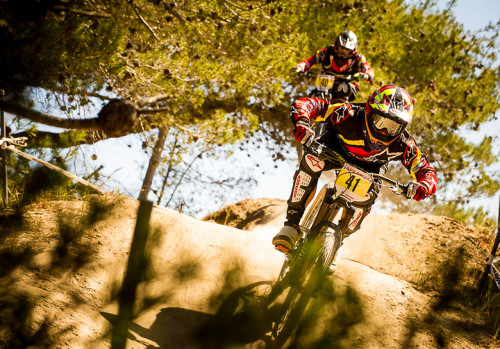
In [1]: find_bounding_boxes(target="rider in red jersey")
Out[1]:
[293,31,374,101]
[272,84,438,253]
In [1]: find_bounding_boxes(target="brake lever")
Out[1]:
[389,183,408,196]
[386,182,408,197]
[315,142,324,155]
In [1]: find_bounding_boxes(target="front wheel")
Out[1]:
[270,185,332,346]
[320,229,342,273]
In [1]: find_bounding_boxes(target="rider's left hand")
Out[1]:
[406,181,430,201]
[358,73,371,81]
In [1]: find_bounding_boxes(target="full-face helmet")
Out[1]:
[334,31,358,58]
[364,84,414,151]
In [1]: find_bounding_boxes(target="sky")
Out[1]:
[436,0,499,30]
[4,0,500,219]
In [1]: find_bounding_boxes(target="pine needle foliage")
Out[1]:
[0,0,498,220]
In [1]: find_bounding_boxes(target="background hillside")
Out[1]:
[0,194,495,348]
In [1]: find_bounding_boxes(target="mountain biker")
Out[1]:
[292,30,374,102]
[272,84,438,253]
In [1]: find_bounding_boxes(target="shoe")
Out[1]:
[272,225,299,253]
[327,262,336,275]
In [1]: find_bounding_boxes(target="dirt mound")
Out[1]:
[0,195,494,348]
[202,198,287,231]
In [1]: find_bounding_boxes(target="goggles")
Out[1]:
[338,46,354,58]
[369,110,406,140]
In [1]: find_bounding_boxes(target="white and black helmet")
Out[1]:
[334,31,358,58]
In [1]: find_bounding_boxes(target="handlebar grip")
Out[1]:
[305,140,344,167]
[400,183,410,198]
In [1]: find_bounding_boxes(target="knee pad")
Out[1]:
[302,153,325,173]
[290,170,312,203]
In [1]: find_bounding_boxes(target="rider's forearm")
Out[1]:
[358,54,374,80]
[415,165,438,195]
[297,57,314,72]
[290,97,331,126]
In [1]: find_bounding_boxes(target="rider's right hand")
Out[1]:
[294,120,315,146]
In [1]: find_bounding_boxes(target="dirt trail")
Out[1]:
[0,194,492,348]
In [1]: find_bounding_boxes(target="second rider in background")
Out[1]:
[292,30,374,102]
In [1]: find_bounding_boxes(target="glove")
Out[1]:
[362,73,371,81]
[294,120,315,146]
[406,181,430,201]
[291,62,307,75]
[355,72,370,81]
[291,66,306,76]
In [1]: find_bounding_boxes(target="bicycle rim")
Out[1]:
[271,231,340,346]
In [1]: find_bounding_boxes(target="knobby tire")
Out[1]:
[270,185,333,347]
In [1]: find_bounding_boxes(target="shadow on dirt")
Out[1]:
[100,244,496,349]
[101,287,274,349]
[401,246,494,348]
[101,280,276,349]
[0,186,496,348]
[102,308,213,349]
[0,194,118,348]
[101,275,364,349]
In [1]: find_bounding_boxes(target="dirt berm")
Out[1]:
[0,194,494,348]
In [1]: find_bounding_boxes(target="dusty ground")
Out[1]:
[0,194,496,348]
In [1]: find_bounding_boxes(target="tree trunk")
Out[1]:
[138,126,168,201]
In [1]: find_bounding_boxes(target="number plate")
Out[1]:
[315,74,335,92]
[335,164,373,202]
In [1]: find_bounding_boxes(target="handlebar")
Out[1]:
[298,70,365,82]
[306,140,409,196]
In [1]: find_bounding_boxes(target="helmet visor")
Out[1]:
[369,110,406,141]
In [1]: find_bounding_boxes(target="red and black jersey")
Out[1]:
[297,46,374,80]
[290,97,438,195]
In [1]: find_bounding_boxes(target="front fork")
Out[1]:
[277,193,355,290]
[324,189,356,240]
